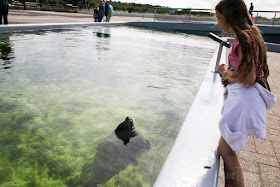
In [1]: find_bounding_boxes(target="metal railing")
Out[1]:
[11,1,79,12]
[250,10,280,26]
[153,7,280,26]
[208,32,231,71]
[154,7,214,22]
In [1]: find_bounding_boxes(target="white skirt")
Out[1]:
[218,82,276,152]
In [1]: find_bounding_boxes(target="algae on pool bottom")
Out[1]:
[0,26,216,186]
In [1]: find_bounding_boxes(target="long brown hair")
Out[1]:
[215,0,269,81]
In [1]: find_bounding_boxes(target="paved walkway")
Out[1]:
[7,9,154,24]
[5,9,280,187]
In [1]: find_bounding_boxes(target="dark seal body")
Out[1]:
[82,117,150,187]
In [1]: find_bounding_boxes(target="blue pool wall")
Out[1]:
[124,22,280,51]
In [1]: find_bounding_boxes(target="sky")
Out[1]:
[119,0,279,11]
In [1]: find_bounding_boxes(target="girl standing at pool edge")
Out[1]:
[215,0,276,186]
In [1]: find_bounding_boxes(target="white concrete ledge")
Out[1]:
[264,42,280,53]
[154,44,226,187]
[0,22,126,33]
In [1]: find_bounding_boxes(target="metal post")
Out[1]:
[255,12,258,22]
[272,13,277,26]
[141,4,143,18]
[215,43,223,72]
[154,8,157,22]
[189,10,191,22]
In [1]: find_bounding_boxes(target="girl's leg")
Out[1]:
[218,136,244,187]
[224,161,232,186]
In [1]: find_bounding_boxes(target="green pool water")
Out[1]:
[0,26,216,186]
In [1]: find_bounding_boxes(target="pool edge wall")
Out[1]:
[0,22,126,33]
[153,44,225,187]
[124,21,280,46]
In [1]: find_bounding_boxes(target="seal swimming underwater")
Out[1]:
[82,117,150,187]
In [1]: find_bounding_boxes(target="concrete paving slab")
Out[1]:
[243,170,262,186]
[255,139,276,156]
[239,158,260,173]
[259,163,280,186]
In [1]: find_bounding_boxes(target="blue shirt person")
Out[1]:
[98,0,105,22]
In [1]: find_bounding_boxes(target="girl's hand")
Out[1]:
[221,77,229,87]
[215,64,228,76]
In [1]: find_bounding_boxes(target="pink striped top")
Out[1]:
[228,36,263,80]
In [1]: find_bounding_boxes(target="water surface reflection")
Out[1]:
[0,34,14,69]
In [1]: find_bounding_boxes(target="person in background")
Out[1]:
[98,0,105,22]
[215,0,276,186]
[105,0,113,22]
[93,8,99,22]
[22,0,26,10]
[249,2,254,19]
[0,0,11,24]
[104,0,108,20]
